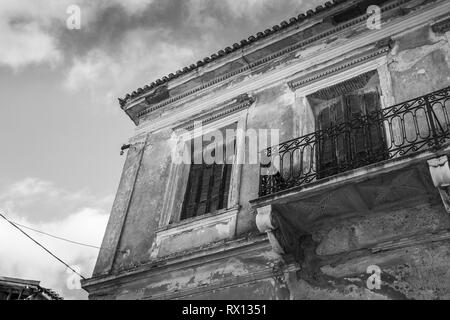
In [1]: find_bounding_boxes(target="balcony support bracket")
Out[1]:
[255,205,285,256]
[428,155,450,213]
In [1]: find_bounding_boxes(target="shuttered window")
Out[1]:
[180,126,236,221]
[311,71,387,179]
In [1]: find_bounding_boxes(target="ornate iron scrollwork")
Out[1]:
[259,86,450,197]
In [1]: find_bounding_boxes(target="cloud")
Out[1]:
[0,177,112,223]
[0,177,111,299]
[0,208,108,300]
[7,178,56,197]
[0,10,62,69]
[0,0,154,70]
[1,0,316,108]
[64,28,196,105]
[110,0,155,15]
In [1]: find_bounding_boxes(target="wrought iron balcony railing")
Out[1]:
[259,86,450,197]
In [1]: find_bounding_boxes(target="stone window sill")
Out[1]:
[150,206,239,259]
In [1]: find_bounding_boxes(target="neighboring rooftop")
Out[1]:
[0,276,63,300]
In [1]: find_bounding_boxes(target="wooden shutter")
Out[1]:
[180,164,203,220]
[209,163,225,213]
[345,94,367,161]
[331,98,348,167]
[317,105,336,178]
[221,164,233,209]
[363,92,385,158]
[180,128,236,220]
[197,164,213,216]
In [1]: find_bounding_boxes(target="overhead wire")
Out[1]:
[0,212,87,280]
[11,221,102,249]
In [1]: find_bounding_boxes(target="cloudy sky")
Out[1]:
[0,0,315,299]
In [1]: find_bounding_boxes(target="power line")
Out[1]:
[0,212,87,280]
[11,221,102,250]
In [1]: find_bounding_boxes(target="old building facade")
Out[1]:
[82,0,450,299]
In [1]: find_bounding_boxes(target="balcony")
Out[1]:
[251,86,450,259]
[259,86,450,197]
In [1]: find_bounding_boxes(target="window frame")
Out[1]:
[292,55,394,142]
[179,124,236,221]
[158,109,248,229]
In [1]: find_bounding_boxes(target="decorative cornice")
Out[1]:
[288,44,391,91]
[432,17,450,34]
[119,0,352,106]
[82,235,271,291]
[132,0,450,137]
[372,229,450,253]
[177,95,254,132]
[131,0,410,118]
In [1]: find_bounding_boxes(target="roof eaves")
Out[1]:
[118,0,348,108]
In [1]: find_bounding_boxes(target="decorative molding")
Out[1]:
[432,17,450,34]
[82,235,273,293]
[255,205,285,255]
[120,0,385,106]
[151,264,286,300]
[292,55,387,97]
[158,105,249,229]
[288,45,391,91]
[175,94,254,132]
[227,109,248,209]
[372,229,450,253]
[428,156,450,188]
[255,205,276,233]
[428,155,450,213]
[132,0,450,137]
[157,207,238,235]
[176,107,248,142]
[130,0,412,118]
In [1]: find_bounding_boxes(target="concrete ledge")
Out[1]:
[82,235,273,295]
[251,145,450,209]
[150,208,239,259]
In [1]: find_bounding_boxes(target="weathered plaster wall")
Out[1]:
[93,142,146,276]
[89,239,285,300]
[277,169,450,300]
[388,25,450,102]
[313,200,447,256]
[237,83,297,237]
[93,196,450,300]
[286,238,450,300]
[112,130,173,272]
[184,278,290,300]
